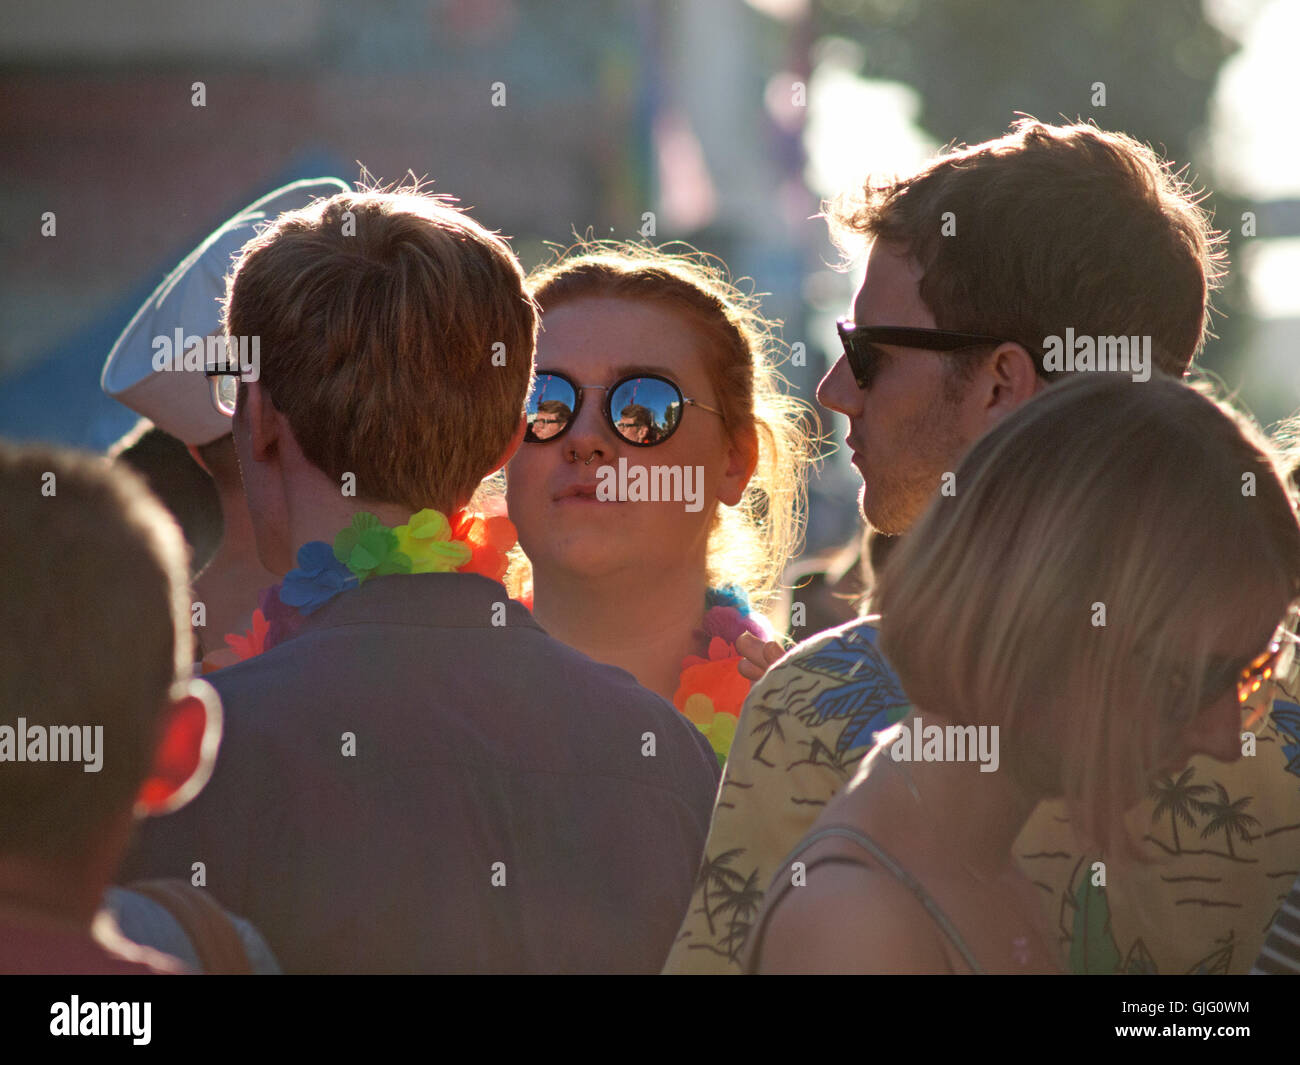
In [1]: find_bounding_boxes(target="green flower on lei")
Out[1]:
[332,512,413,581]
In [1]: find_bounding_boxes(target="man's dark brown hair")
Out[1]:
[620,404,654,428]
[536,399,572,418]
[827,118,1225,377]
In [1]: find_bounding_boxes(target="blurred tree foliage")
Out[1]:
[812,0,1251,383]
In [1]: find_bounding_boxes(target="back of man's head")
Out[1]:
[0,443,192,861]
[828,119,1223,375]
[224,188,538,513]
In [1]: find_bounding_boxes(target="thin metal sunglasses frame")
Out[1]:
[525,370,723,447]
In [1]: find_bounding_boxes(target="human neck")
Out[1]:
[196,482,279,597]
[278,482,426,575]
[854,710,1042,881]
[0,852,113,934]
[531,561,710,702]
[213,478,266,564]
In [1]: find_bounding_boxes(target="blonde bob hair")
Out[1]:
[876,373,1300,853]
[506,240,817,614]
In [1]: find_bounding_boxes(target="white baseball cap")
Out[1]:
[101,177,350,445]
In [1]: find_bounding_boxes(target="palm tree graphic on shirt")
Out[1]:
[1196,782,1261,859]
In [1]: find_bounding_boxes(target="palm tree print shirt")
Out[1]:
[662,617,1300,974]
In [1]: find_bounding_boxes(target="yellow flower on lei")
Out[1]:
[680,692,739,767]
[393,508,472,573]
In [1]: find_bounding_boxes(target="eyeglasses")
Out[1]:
[1218,642,1287,710]
[1171,637,1290,726]
[836,320,1049,390]
[205,363,240,417]
[1243,642,1285,695]
[523,371,723,447]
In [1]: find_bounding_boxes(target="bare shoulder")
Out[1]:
[753,850,954,974]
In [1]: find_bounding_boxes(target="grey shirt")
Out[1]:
[120,572,720,973]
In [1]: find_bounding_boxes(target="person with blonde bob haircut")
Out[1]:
[750,374,1300,974]
[502,241,815,765]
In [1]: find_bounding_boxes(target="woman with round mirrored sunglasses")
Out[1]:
[523,370,724,447]
[500,241,816,770]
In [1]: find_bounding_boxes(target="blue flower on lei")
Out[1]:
[705,583,751,616]
[279,540,358,615]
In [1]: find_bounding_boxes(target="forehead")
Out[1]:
[536,296,712,384]
[852,242,936,330]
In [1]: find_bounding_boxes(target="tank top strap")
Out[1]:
[762,824,986,975]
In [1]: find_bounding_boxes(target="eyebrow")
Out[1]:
[611,364,673,379]
[535,365,681,384]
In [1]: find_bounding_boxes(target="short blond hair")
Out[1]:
[876,374,1300,852]
[518,240,817,612]
[225,186,538,512]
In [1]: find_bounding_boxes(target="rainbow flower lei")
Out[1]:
[219,514,770,771]
[673,584,775,769]
[511,581,774,769]
[214,508,516,669]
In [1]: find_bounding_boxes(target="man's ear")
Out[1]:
[978,342,1042,429]
[134,679,223,818]
[242,380,280,463]
[718,424,760,508]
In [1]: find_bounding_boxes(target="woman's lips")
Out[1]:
[553,483,626,504]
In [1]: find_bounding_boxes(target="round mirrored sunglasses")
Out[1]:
[523,371,722,446]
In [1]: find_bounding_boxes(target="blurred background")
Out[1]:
[2,0,1296,562]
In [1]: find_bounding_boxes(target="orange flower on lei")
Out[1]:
[451,510,517,584]
[674,635,751,766]
[225,609,269,661]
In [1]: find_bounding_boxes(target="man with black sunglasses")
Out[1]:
[666,119,1300,975]
[530,399,572,440]
[617,403,657,443]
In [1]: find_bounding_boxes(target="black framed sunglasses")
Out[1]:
[524,371,723,447]
[836,320,1049,390]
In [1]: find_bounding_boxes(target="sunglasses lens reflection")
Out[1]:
[524,374,687,445]
[609,377,682,445]
[526,374,577,441]
[211,375,238,417]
